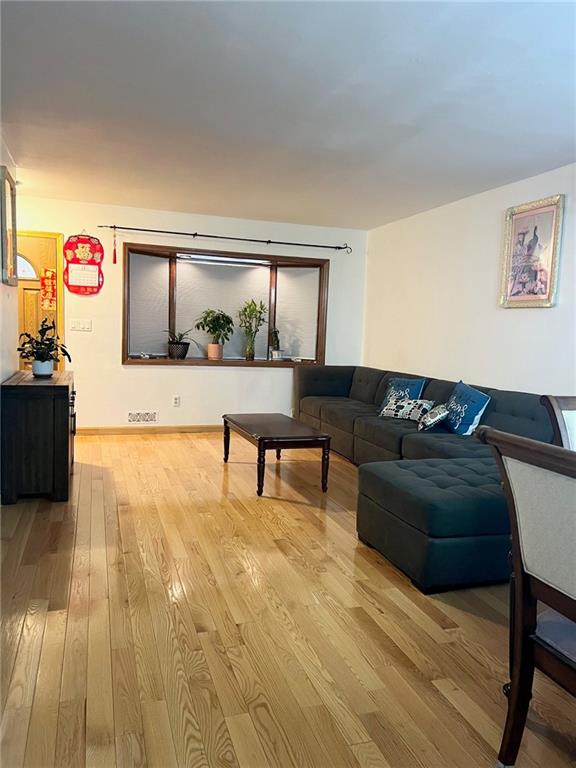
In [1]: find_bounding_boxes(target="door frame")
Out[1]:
[17,230,65,370]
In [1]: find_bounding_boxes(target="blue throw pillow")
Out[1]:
[382,377,426,407]
[445,381,491,436]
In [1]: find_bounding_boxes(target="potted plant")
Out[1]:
[17,318,71,378]
[195,309,234,360]
[164,328,200,360]
[269,327,282,360]
[238,299,267,361]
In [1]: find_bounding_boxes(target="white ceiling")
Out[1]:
[2,1,575,229]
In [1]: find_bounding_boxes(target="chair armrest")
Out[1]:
[540,395,576,447]
[293,365,355,407]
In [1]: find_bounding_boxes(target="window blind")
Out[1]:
[128,253,169,356]
[275,267,319,359]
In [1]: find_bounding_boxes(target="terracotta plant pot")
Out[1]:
[207,343,224,361]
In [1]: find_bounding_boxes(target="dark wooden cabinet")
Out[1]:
[1,371,75,504]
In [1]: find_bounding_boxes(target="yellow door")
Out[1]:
[16,232,65,370]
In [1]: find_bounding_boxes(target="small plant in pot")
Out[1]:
[164,328,200,360]
[17,318,71,378]
[269,327,282,360]
[195,309,234,360]
[238,299,267,361]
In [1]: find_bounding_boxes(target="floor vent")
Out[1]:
[127,411,159,424]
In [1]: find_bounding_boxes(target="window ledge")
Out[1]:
[123,357,320,368]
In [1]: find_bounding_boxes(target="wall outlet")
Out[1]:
[70,319,92,332]
[172,395,181,407]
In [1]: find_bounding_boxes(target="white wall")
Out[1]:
[364,164,576,394]
[16,196,367,427]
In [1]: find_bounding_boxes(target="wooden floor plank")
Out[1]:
[23,609,67,768]
[86,597,115,767]
[141,699,178,768]
[225,712,269,768]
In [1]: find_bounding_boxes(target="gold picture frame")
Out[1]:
[500,194,564,308]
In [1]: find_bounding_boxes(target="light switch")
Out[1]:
[70,319,92,332]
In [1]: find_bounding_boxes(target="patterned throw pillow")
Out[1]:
[380,398,434,421]
[418,403,449,431]
[445,381,491,436]
[381,377,426,408]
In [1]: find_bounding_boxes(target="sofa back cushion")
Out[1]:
[374,371,427,406]
[481,389,554,442]
[422,378,458,404]
[350,367,386,404]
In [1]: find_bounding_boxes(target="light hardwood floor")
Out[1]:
[1,432,575,768]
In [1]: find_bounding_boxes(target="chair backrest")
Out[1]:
[541,395,576,449]
[477,427,576,611]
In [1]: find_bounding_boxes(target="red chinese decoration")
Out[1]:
[40,268,57,311]
[63,234,104,295]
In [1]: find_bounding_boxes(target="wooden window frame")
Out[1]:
[122,242,329,367]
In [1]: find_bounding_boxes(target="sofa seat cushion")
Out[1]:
[402,431,493,460]
[354,416,420,455]
[358,458,508,537]
[321,401,379,431]
[300,396,351,419]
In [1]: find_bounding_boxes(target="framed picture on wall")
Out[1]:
[500,194,564,308]
[1,165,18,286]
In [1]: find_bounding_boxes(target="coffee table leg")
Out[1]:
[321,443,330,492]
[276,448,281,460]
[257,445,266,496]
[223,420,230,463]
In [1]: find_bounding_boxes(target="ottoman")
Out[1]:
[357,457,511,592]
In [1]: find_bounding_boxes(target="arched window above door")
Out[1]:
[17,254,38,280]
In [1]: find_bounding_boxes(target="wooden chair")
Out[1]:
[477,427,576,768]
[540,395,576,449]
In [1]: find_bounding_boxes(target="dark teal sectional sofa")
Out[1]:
[294,365,554,592]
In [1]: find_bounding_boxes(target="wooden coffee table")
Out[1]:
[223,413,331,496]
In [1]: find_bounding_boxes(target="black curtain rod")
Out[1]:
[97,224,352,254]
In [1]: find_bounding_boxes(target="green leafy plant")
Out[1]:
[164,328,196,343]
[195,309,234,344]
[17,318,71,363]
[238,299,267,360]
[163,328,201,359]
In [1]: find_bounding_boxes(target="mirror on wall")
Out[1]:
[1,165,17,286]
